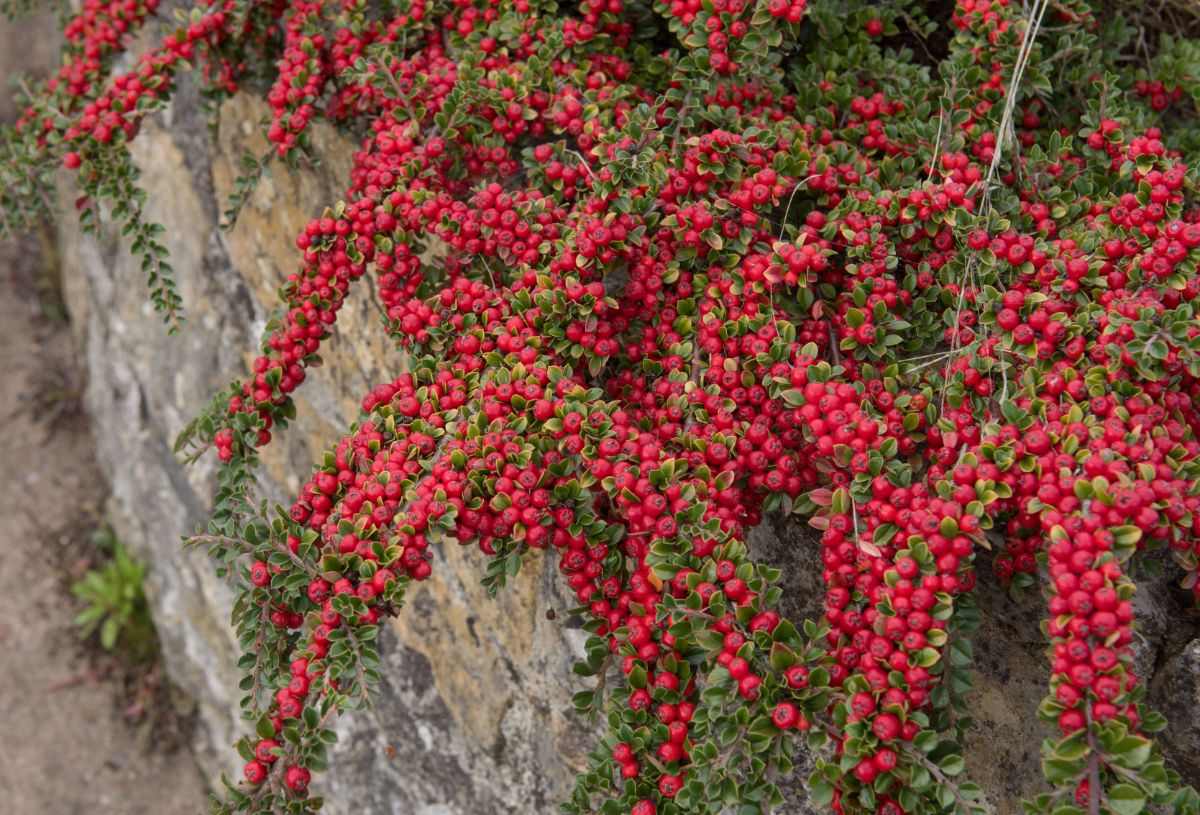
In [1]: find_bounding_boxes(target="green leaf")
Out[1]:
[100,616,119,651]
[1106,784,1145,815]
[809,777,834,806]
[939,754,965,777]
[256,716,276,741]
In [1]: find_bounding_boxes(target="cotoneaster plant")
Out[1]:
[5,0,1200,813]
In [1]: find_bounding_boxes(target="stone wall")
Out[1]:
[54,84,1200,814]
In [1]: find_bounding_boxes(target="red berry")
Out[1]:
[243,760,267,785]
[285,765,310,793]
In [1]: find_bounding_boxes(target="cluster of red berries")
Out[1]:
[265,1,329,157]
[60,1,235,153]
[1134,79,1184,112]
[16,0,161,146]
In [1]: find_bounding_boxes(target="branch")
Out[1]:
[908,750,980,815]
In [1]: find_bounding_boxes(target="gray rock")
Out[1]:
[1151,638,1200,783]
